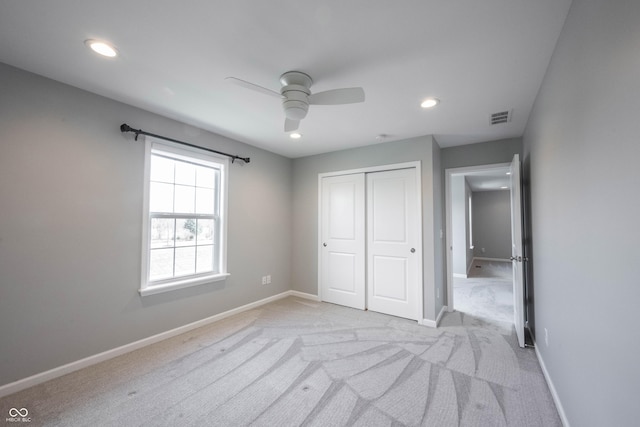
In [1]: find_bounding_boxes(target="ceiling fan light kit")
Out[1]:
[227,70,365,133]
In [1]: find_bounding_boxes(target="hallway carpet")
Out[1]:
[0,297,560,426]
[454,259,514,324]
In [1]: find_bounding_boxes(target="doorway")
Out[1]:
[318,162,423,321]
[445,162,513,323]
[445,155,526,346]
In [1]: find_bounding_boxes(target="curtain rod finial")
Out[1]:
[120,123,141,140]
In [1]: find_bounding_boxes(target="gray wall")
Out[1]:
[291,136,443,321]
[441,138,521,172]
[451,176,470,275]
[431,140,445,315]
[0,63,293,386]
[471,190,511,259]
[522,0,640,425]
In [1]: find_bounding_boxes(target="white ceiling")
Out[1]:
[0,0,572,158]
[464,167,512,192]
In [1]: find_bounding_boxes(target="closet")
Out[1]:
[319,164,422,321]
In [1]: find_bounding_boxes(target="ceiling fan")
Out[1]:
[226,71,365,132]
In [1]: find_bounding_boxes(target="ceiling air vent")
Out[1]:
[490,110,512,125]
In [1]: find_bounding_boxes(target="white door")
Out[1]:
[510,154,526,348]
[367,168,421,320]
[320,174,366,309]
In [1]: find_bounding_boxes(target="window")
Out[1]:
[140,138,229,296]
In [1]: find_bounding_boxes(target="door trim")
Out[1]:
[318,161,423,321]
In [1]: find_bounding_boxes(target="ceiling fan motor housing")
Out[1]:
[280,72,313,120]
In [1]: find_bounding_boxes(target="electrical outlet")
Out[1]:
[544,328,549,346]
[266,275,271,284]
[437,288,440,299]
[261,276,267,285]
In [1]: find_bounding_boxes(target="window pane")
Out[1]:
[149,248,174,281]
[196,245,214,273]
[175,246,196,276]
[196,166,216,188]
[174,185,195,213]
[197,219,214,244]
[150,182,174,213]
[176,218,197,247]
[175,161,196,185]
[150,155,175,183]
[195,188,215,214]
[150,218,175,248]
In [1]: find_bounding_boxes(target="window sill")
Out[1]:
[139,273,230,297]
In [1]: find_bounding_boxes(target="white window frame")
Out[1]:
[139,137,229,296]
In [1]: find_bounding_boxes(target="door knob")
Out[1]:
[410,248,415,253]
[323,243,327,247]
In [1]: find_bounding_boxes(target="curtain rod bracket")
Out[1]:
[120,123,250,163]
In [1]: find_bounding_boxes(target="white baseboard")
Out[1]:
[289,290,320,301]
[532,338,570,427]
[473,257,511,263]
[421,305,448,328]
[467,260,474,276]
[0,290,310,398]
[436,305,447,326]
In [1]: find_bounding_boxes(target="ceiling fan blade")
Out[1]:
[225,77,282,98]
[284,118,300,132]
[309,87,365,105]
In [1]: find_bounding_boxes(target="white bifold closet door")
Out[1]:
[320,168,420,321]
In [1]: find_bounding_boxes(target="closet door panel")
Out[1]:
[320,174,365,309]
[367,168,421,320]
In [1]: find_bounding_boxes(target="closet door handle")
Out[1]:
[323,243,327,247]
[410,248,415,253]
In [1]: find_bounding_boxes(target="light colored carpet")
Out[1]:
[454,260,514,324]
[0,297,560,426]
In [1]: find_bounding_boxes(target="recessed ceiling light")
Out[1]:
[85,39,118,57]
[289,132,302,140]
[500,186,509,189]
[420,97,440,109]
[506,171,511,175]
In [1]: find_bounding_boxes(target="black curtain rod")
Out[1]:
[120,124,250,164]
